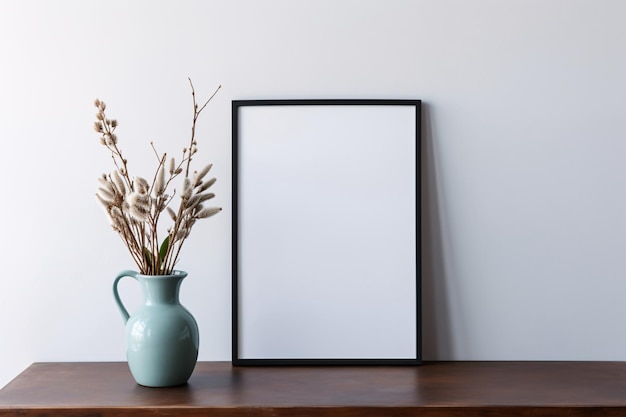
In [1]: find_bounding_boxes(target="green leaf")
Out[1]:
[159,236,170,263]
[143,246,154,272]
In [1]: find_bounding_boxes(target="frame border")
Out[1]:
[232,99,422,366]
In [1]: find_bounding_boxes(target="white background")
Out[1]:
[2,0,626,388]
[237,105,417,359]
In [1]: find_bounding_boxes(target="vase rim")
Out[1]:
[136,270,188,279]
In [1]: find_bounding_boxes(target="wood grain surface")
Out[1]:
[2,361,626,416]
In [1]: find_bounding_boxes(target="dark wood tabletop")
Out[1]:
[2,361,626,416]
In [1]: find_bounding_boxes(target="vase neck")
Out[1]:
[138,274,186,305]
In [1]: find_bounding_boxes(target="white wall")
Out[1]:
[2,0,626,388]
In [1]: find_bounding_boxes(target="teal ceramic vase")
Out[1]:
[113,270,199,387]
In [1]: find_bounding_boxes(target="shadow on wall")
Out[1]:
[421,102,456,360]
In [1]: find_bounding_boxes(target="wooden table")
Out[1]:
[2,361,626,416]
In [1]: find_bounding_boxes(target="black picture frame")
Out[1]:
[232,99,421,365]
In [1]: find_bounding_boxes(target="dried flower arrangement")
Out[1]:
[94,79,222,275]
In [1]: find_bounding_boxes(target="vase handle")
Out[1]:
[113,270,139,324]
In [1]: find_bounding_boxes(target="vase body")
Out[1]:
[113,270,199,387]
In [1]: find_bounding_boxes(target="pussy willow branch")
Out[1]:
[158,79,221,273]
[164,80,221,263]
[95,80,221,275]
[186,78,221,177]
